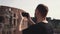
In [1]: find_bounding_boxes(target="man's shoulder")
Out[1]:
[29,22,45,29]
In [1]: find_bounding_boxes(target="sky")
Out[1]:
[0,0,60,19]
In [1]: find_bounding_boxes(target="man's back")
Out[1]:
[22,22,54,34]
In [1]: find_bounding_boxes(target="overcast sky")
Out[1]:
[0,0,60,19]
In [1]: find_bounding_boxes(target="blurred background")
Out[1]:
[0,0,60,34]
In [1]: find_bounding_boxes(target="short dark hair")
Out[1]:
[36,4,48,18]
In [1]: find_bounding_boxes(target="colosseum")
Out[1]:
[0,6,30,34]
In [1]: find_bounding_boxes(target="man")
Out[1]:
[22,4,54,34]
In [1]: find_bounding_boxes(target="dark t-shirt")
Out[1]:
[22,22,54,34]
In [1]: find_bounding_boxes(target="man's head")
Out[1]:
[35,4,48,18]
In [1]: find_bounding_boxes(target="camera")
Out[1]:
[22,12,29,18]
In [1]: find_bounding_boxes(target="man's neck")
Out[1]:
[37,18,42,23]
[36,17,48,23]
